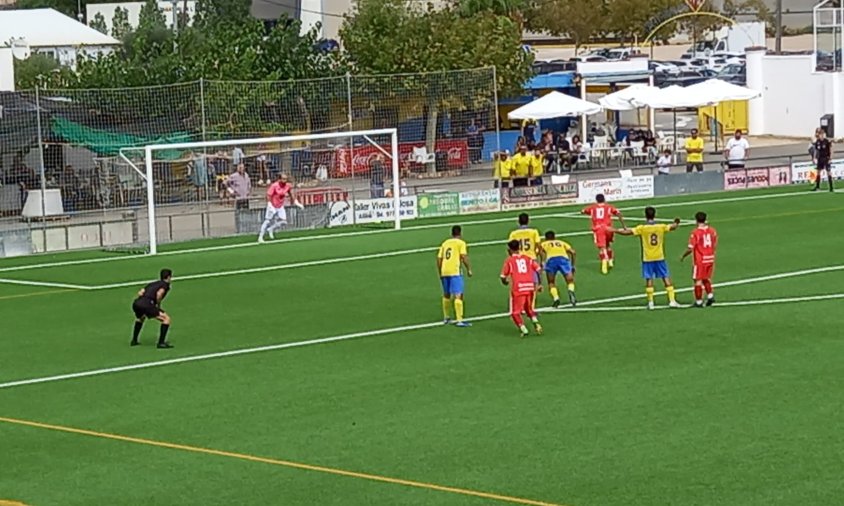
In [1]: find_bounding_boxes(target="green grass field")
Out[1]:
[2,186,844,506]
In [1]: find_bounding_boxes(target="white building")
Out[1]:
[0,8,120,90]
[86,1,196,33]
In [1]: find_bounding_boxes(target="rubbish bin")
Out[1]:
[821,114,835,138]
[435,151,448,172]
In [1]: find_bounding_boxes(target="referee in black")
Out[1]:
[130,269,174,348]
[813,127,834,192]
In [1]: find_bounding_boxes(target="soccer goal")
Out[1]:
[118,128,401,255]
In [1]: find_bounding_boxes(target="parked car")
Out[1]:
[532,60,576,74]
[650,61,680,76]
[716,63,746,85]
[570,55,608,63]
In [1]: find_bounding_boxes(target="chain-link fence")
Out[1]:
[0,67,498,256]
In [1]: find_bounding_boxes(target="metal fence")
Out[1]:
[0,68,499,254]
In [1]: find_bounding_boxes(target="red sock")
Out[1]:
[702,279,713,294]
[511,313,524,327]
[607,249,614,260]
[694,285,703,300]
[598,250,606,261]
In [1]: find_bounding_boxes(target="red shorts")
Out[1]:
[693,263,714,281]
[509,292,536,317]
[592,227,614,248]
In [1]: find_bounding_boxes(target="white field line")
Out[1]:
[0,189,816,274]
[53,231,596,291]
[0,278,90,290]
[0,212,578,274]
[2,265,842,391]
[557,292,844,312]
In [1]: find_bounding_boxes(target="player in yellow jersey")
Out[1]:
[539,230,577,308]
[508,213,541,259]
[613,206,682,310]
[508,213,543,302]
[437,225,473,327]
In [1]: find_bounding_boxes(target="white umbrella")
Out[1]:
[684,79,760,151]
[599,84,650,111]
[630,85,716,109]
[508,91,602,120]
[684,79,761,102]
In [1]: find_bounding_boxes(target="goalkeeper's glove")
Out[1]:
[294,200,304,209]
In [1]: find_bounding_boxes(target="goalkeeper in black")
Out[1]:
[130,268,174,348]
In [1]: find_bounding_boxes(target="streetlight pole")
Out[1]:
[775,0,783,52]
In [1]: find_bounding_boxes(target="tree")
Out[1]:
[605,0,681,46]
[111,7,132,40]
[341,0,532,172]
[17,0,80,18]
[89,12,108,34]
[526,0,608,52]
[14,53,74,89]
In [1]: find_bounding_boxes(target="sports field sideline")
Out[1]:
[1,185,843,506]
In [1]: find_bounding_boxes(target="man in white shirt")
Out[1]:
[724,129,750,169]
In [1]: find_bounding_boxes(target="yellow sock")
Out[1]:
[601,259,609,274]
[567,282,575,292]
[549,286,560,300]
[666,286,676,303]
[454,299,464,322]
[645,287,655,303]
[442,297,452,319]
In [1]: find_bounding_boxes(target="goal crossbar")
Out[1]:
[142,128,401,255]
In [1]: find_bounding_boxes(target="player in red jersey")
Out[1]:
[500,239,543,338]
[581,194,626,274]
[681,211,718,307]
[258,173,303,243]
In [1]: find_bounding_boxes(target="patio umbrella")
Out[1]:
[508,91,602,120]
[684,79,761,151]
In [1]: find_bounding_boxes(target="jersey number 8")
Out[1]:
[649,233,659,246]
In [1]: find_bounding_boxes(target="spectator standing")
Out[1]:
[510,145,532,187]
[812,127,834,192]
[370,154,386,198]
[684,128,705,173]
[531,148,545,186]
[189,152,208,201]
[724,129,750,169]
[227,163,253,209]
[522,120,537,145]
[493,150,512,188]
[467,118,485,164]
[58,165,80,212]
[656,149,673,175]
[232,145,246,180]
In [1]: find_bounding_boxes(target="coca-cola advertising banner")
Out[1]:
[333,140,469,177]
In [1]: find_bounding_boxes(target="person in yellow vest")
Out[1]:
[684,128,705,173]
[493,150,512,188]
[510,144,533,187]
[530,147,545,186]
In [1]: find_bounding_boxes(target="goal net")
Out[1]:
[119,129,401,254]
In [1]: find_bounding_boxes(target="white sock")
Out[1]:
[259,220,271,238]
[269,220,286,233]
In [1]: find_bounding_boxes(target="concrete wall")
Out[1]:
[747,50,838,138]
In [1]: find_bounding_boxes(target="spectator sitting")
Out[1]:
[514,135,527,153]
[656,149,673,175]
[644,130,658,161]
[493,150,512,188]
[569,135,584,167]
[510,145,532,187]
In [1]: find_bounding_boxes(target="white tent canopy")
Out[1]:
[630,85,717,109]
[684,79,761,103]
[599,84,652,111]
[508,91,602,120]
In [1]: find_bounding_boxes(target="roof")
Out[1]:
[0,9,119,47]
[525,72,575,90]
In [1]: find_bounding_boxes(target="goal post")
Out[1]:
[137,128,401,255]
